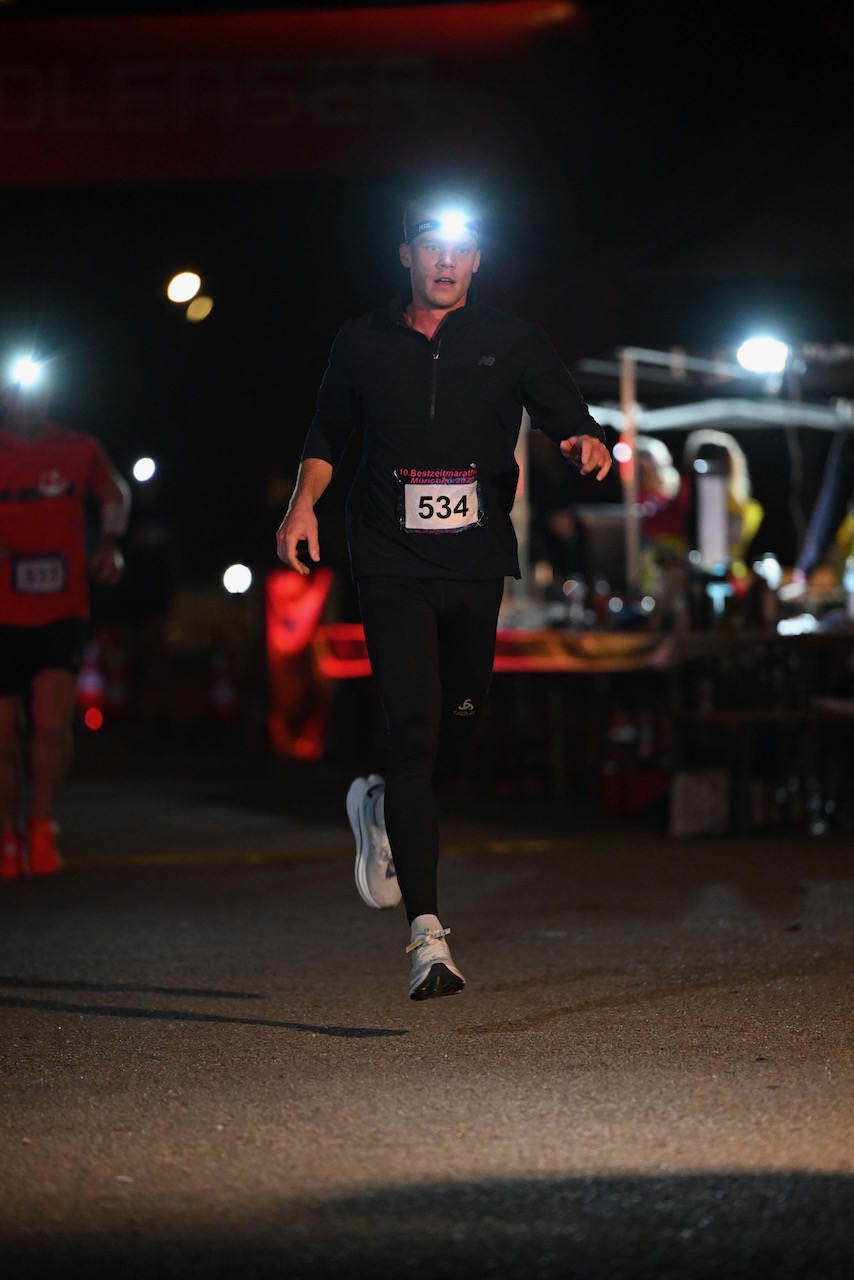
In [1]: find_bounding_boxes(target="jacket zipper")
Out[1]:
[399,313,444,421]
[430,335,442,421]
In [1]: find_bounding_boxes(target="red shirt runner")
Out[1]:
[0,423,116,626]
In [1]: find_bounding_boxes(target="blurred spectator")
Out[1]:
[793,429,854,586]
[681,428,764,569]
[0,372,130,879]
[632,434,690,602]
[634,434,689,545]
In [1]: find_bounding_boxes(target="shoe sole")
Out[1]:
[410,962,466,1001]
[347,777,385,909]
[363,773,401,910]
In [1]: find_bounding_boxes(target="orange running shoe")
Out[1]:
[1,827,22,880]
[27,817,63,877]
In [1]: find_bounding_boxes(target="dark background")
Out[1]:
[2,0,853,583]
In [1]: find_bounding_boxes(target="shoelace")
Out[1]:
[405,927,450,954]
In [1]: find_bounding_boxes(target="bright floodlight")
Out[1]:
[167,271,202,303]
[223,563,252,595]
[737,336,790,375]
[132,456,156,483]
[10,355,42,387]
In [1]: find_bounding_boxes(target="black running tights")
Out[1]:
[357,575,505,924]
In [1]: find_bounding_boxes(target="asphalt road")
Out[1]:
[1,740,852,1278]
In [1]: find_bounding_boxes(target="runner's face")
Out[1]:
[399,227,481,311]
[0,385,50,434]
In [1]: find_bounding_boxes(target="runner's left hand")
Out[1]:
[560,434,612,480]
[90,537,125,584]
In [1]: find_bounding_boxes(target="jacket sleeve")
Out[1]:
[301,328,358,469]
[519,324,605,446]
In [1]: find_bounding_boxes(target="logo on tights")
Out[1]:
[453,698,475,717]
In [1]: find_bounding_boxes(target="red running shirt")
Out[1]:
[0,423,117,625]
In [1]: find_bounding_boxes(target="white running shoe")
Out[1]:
[347,773,401,910]
[407,921,465,1001]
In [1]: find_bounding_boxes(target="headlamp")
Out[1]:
[406,212,479,244]
[9,355,43,389]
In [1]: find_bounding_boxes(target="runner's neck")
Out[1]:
[404,302,463,342]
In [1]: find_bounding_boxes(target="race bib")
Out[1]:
[12,554,68,594]
[397,466,483,534]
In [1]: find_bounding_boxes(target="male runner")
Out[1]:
[276,194,611,999]
[0,364,130,878]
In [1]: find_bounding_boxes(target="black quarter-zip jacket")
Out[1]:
[302,290,604,580]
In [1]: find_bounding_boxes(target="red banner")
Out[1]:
[0,3,584,185]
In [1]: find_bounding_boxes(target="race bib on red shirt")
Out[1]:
[12,554,68,594]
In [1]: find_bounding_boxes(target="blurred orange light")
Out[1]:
[186,296,214,322]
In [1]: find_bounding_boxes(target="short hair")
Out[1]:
[402,192,481,244]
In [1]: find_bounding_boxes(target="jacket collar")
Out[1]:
[386,281,481,330]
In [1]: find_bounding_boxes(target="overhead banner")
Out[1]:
[0,2,584,186]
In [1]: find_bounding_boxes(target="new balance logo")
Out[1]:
[453,698,475,717]
[477,356,495,366]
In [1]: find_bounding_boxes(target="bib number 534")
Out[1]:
[403,481,479,533]
[418,493,469,520]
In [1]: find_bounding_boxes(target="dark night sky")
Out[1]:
[2,0,853,578]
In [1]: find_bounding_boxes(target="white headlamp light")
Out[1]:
[406,211,480,244]
[9,355,43,389]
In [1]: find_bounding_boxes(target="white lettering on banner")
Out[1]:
[0,56,429,134]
